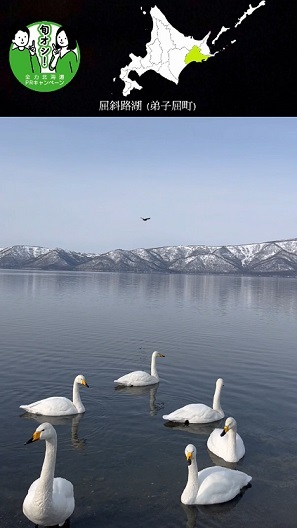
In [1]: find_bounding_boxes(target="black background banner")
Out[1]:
[0,0,295,117]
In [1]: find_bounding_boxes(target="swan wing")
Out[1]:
[207,428,224,455]
[114,370,157,386]
[197,467,252,504]
[20,397,77,416]
[234,434,245,459]
[163,404,222,423]
[53,477,74,500]
[53,477,75,520]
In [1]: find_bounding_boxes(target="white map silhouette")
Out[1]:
[119,2,266,96]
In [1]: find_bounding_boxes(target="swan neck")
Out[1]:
[150,354,159,380]
[73,380,85,412]
[181,458,199,504]
[36,436,57,501]
[212,384,223,413]
[227,428,237,458]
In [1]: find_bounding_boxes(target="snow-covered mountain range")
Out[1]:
[1,239,297,275]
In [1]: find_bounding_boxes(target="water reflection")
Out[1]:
[207,449,238,470]
[1,270,296,528]
[164,419,224,437]
[181,486,250,528]
[114,383,164,416]
[1,270,297,318]
[19,412,86,450]
[181,504,198,528]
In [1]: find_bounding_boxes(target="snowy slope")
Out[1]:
[1,239,297,275]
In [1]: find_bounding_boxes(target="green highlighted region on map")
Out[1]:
[185,46,210,64]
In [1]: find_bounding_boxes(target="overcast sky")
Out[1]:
[0,117,296,254]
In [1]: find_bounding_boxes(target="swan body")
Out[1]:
[163,378,224,424]
[181,444,252,505]
[207,417,245,463]
[114,351,165,386]
[20,374,89,416]
[23,422,75,526]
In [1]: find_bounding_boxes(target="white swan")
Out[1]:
[20,374,89,416]
[163,378,224,424]
[181,444,252,505]
[114,351,165,386]
[207,416,245,463]
[23,422,75,526]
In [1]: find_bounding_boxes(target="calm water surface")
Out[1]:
[1,271,297,527]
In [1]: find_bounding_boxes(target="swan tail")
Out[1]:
[20,405,32,412]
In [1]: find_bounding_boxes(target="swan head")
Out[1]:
[185,444,196,466]
[216,378,224,388]
[75,374,89,387]
[220,416,237,437]
[152,351,165,358]
[25,422,56,444]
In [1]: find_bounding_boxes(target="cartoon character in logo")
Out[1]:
[10,27,41,81]
[49,26,79,78]
[9,21,80,92]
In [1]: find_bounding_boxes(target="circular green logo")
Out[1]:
[9,21,80,92]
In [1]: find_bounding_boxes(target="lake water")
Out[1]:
[1,270,297,528]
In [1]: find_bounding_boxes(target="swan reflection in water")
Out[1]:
[163,418,224,437]
[114,382,164,416]
[20,411,86,450]
[181,487,250,528]
[207,448,239,470]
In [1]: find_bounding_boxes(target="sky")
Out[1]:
[0,117,296,255]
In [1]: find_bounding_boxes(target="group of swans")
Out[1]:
[162,377,245,462]
[161,375,250,505]
[20,351,251,525]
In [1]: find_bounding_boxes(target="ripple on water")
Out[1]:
[1,272,297,528]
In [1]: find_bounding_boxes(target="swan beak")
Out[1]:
[159,354,165,357]
[186,452,192,466]
[82,380,89,388]
[25,431,41,444]
[220,425,229,437]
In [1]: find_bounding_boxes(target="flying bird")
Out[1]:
[141,217,150,221]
